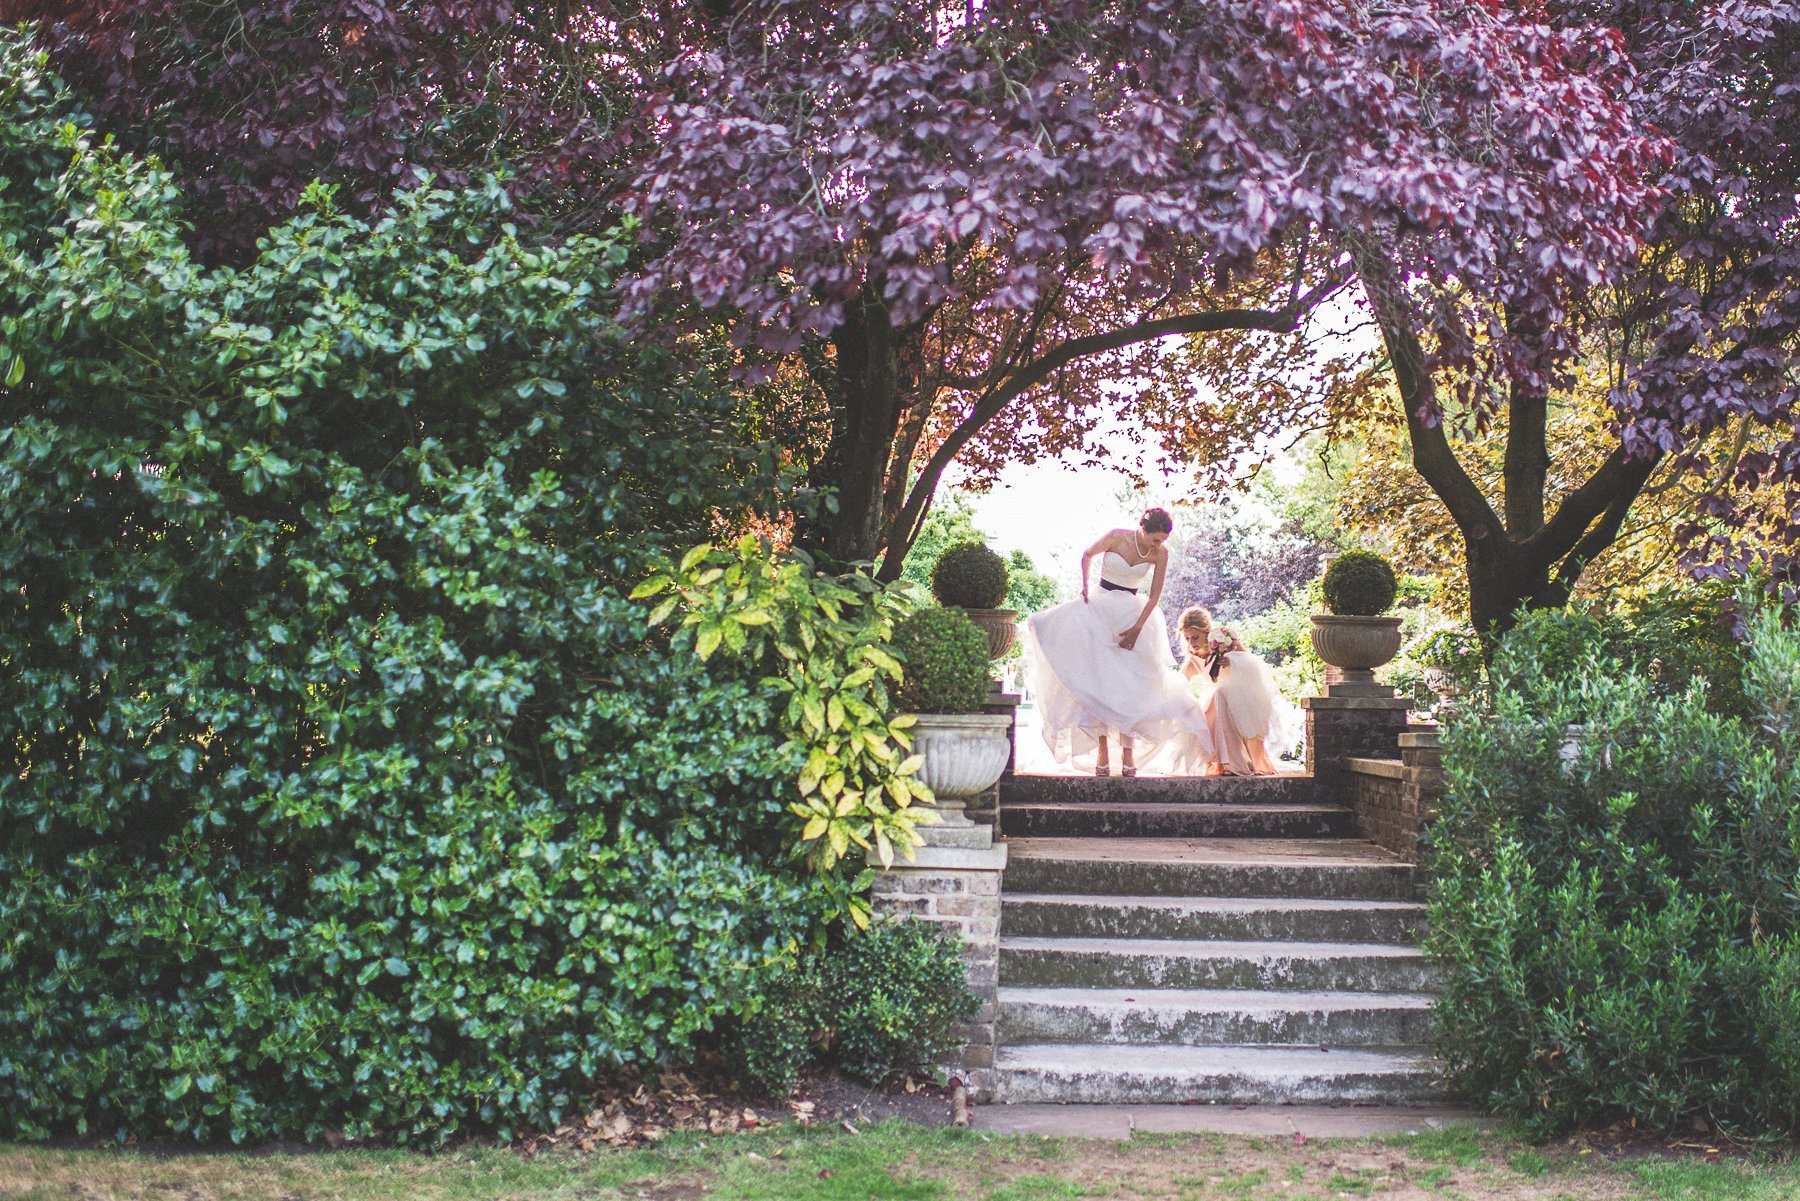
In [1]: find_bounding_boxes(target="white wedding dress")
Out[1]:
[1020,551,1215,774]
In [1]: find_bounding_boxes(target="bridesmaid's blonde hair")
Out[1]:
[1177,606,1212,641]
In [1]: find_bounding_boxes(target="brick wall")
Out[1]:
[866,836,1006,1097]
[1342,758,1412,859]
[1301,693,1410,810]
[1340,729,1445,862]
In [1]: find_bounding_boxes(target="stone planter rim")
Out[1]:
[907,711,1013,802]
[1309,612,1404,677]
[1309,613,1404,627]
[908,711,1014,729]
[956,606,1020,662]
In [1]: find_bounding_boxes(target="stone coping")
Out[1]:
[882,843,1007,872]
[1397,730,1442,749]
[1300,695,1411,712]
[1342,756,1406,780]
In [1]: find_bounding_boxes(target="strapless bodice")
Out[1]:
[1100,549,1153,589]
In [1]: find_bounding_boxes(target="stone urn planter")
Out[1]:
[931,543,1015,664]
[910,712,1014,801]
[1310,614,1404,683]
[1312,549,1403,688]
[959,607,1020,661]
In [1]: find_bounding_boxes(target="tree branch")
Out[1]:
[875,300,1322,580]
[1351,247,1503,544]
[1551,453,1661,591]
[1522,445,1664,568]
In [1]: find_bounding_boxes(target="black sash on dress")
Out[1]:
[1099,578,1137,595]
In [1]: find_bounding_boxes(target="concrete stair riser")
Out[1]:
[1003,857,1418,901]
[988,775,1446,1105]
[1003,775,1316,807]
[996,988,1437,1047]
[1000,939,1439,992]
[1003,803,1356,840]
[1001,895,1427,944]
[992,1043,1447,1105]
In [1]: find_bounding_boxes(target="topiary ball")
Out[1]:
[890,607,990,713]
[930,541,1009,610]
[1322,550,1399,616]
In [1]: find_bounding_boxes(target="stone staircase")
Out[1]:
[991,773,1444,1104]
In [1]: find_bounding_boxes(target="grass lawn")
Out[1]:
[2,1122,1796,1201]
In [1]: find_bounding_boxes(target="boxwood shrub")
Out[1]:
[1426,589,1800,1139]
[931,541,1010,609]
[891,608,990,714]
[1321,550,1398,615]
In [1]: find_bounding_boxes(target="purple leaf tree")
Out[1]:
[621,0,1668,584]
[1151,1,1798,632]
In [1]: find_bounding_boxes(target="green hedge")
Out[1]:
[0,41,827,1146]
[726,919,981,1091]
[1426,589,1800,1139]
[891,608,990,714]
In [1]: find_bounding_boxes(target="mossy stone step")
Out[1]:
[996,985,1437,1047]
[1001,773,1316,807]
[1002,837,1418,901]
[991,1042,1447,1104]
[1001,893,1428,943]
[1000,935,1438,992]
[1003,802,1355,839]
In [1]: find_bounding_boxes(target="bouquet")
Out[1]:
[1204,624,1243,681]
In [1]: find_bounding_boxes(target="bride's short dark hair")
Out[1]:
[1140,507,1174,534]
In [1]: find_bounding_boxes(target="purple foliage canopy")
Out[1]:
[619,0,1677,574]
[625,0,1665,378]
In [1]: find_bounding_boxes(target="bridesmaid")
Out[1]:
[1177,606,1299,776]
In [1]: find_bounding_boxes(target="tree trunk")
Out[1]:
[1353,248,1660,644]
[799,294,905,566]
[1464,540,1563,643]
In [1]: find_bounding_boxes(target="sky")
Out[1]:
[953,418,1311,591]
[958,430,1168,587]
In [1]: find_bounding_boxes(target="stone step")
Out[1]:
[1000,936,1438,992]
[1002,837,1417,901]
[1002,773,1315,807]
[996,986,1437,1047]
[1003,802,1355,840]
[992,1043,1445,1104]
[1002,894,1428,943]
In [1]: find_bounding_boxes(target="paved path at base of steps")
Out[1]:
[972,1102,1493,1139]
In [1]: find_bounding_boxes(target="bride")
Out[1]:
[1020,508,1214,776]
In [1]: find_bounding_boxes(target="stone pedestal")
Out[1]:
[1301,685,1411,810]
[867,805,1007,1100]
[970,690,1020,830]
